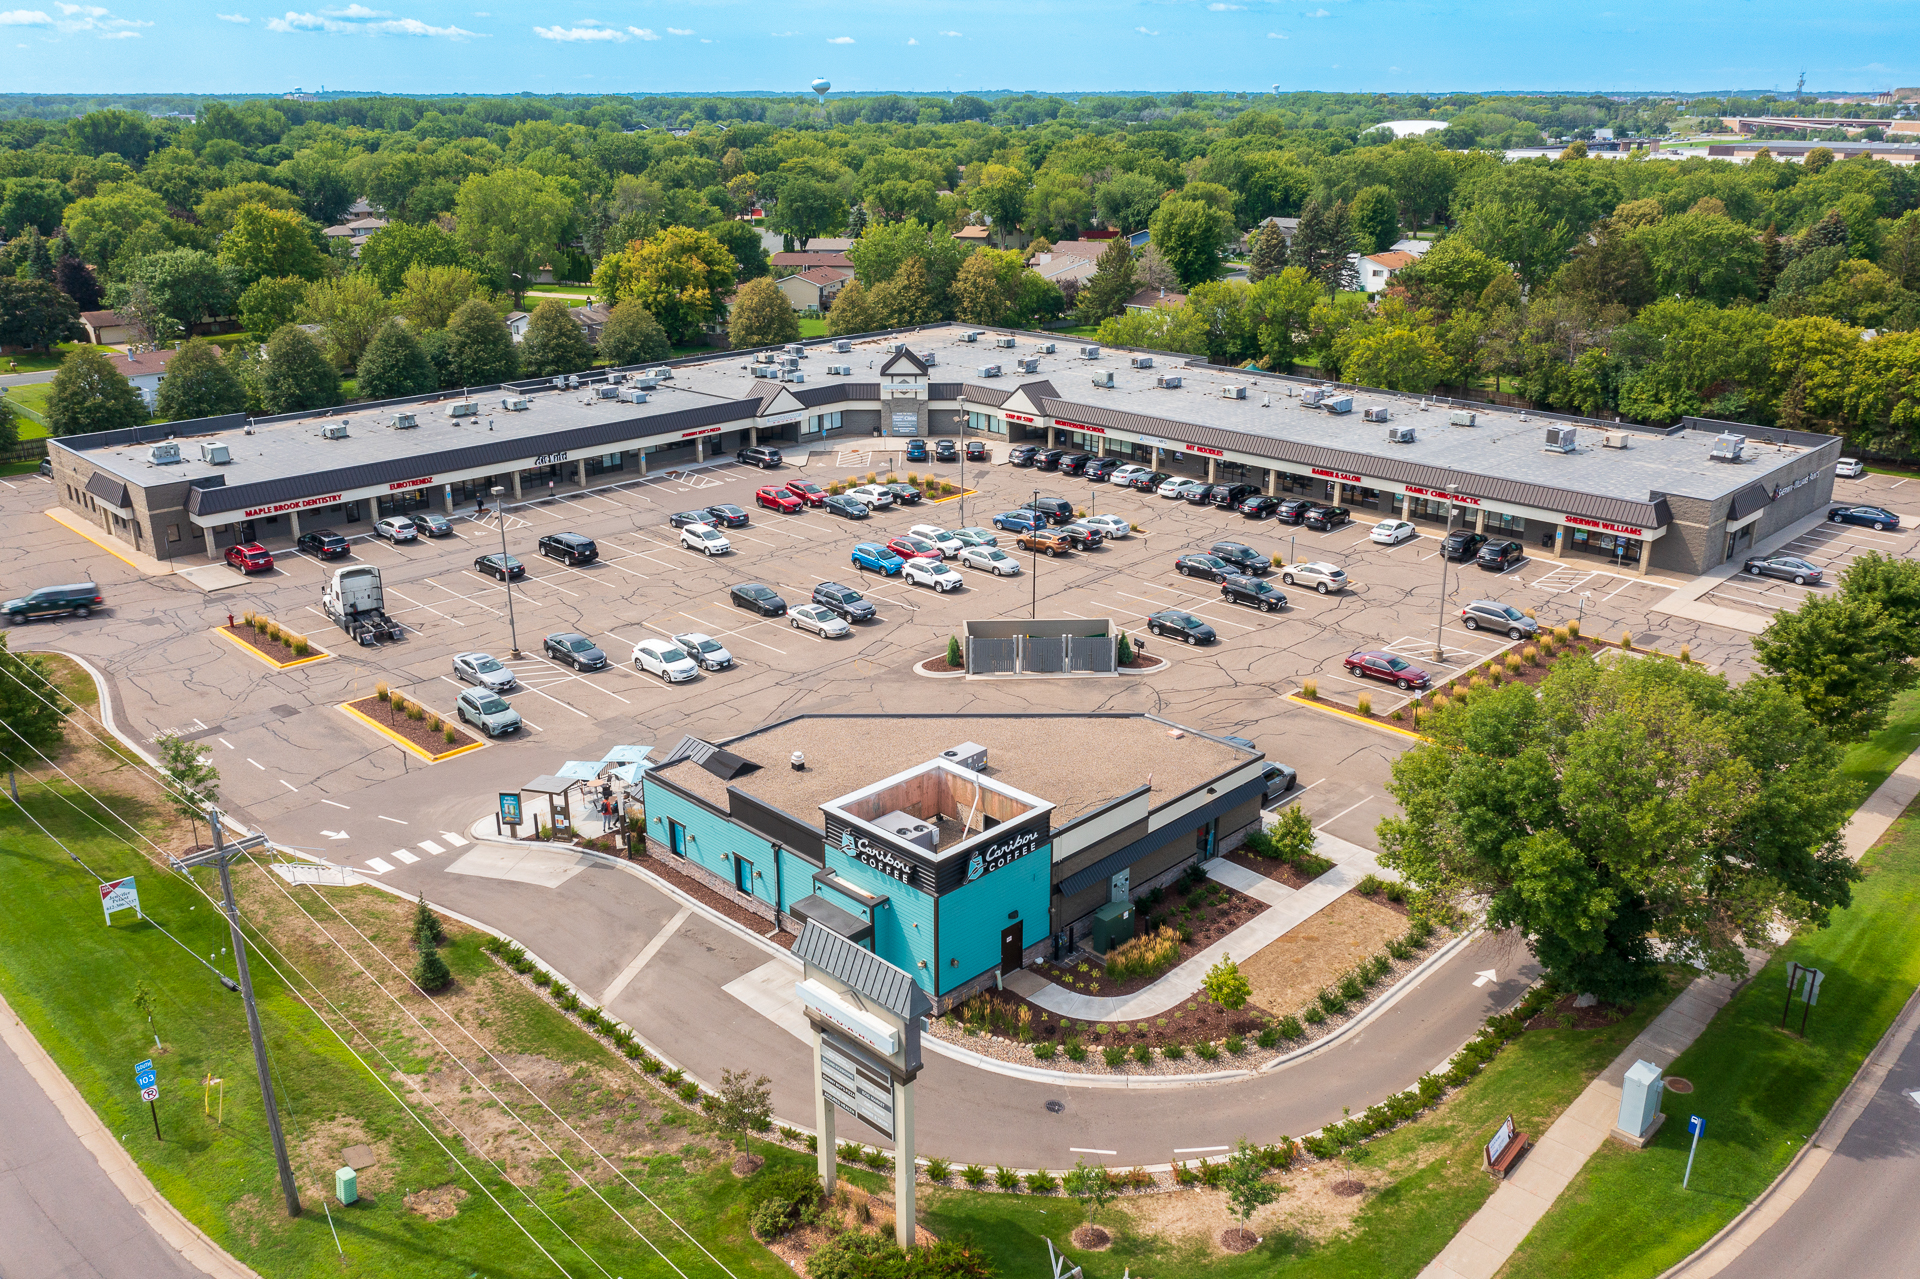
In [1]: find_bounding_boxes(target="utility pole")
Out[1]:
[175,813,301,1218]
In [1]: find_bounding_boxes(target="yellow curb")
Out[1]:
[1285,693,1429,742]
[43,508,174,576]
[926,489,978,504]
[211,625,332,670]
[337,702,488,763]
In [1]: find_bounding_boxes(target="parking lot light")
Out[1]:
[1434,484,1460,664]
[492,485,521,658]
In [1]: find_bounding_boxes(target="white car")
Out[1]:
[908,524,964,556]
[1109,464,1151,486]
[1080,514,1131,538]
[374,516,418,542]
[959,546,1020,576]
[452,651,515,692]
[1370,520,1417,545]
[1280,561,1350,594]
[846,484,896,510]
[789,603,851,637]
[680,523,731,555]
[1158,477,1201,499]
[670,631,733,671]
[904,559,964,592]
[1835,457,1864,478]
[631,637,699,682]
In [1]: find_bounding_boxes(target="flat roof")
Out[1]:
[657,713,1249,831]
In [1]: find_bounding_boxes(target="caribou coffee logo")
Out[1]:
[967,853,985,882]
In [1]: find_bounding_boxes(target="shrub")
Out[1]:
[1195,1041,1221,1061]
[907,472,918,485]
[962,1164,989,1188]
[1367,954,1391,982]
[1338,972,1365,1001]
[1256,1025,1280,1049]
[993,1165,1020,1190]
[1356,693,1372,716]
[427,714,443,732]
[661,1067,683,1085]
[1303,1004,1327,1024]
[1386,937,1412,961]
[1172,1160,1198,1186]
[1032,1041,1057,1060]
[1026,1168,1057,1194]
[1620,628,1633,649]
[862,1146,891,1172]
[1469,675,1489,691]
[1064,1039,1086,1063]
[1680,643,1692,664]
[1505,652,1524,673]
[1277,1014,1304,1039]
[1101,1044,1125,1068]
[942,481,955,495]
[1566,619,1580,637]
[1224,1034,1245,1054]
[946,634,962,667]
[408,703,426,721]
[676,1080,701,1103]
[531,969,551,987]
[1301,678,1319,699]
[743,1164,825,1240]
[1356,872,1387,897]
[1430,694,1451,711]
[1162,1042,1185,1059]
[1317,988,1347,1016]
[291,636,310,656]
[924,1156,952,1182]
[1106,926,1180,982]
[1130,1042,1152,1064]
[1487,668,1504,686]
[445,727,457,744]
[1407,917,1434,946]
[1203,954,1251,1009]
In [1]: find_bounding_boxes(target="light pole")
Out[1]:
[1433,485,1461,664]
[958,422,966,528]
[491,485,521,658]
[1031,487,1040,619]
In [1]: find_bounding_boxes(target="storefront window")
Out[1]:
[585,452,624,477]
[969,411,1004,436]
[803,412,843,437]
[377,490,430,516]
[1492,512,1527,535]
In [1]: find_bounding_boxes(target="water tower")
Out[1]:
[811,78,831,108]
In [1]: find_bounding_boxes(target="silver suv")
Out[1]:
[1460,599,1538,640]
[455,687,521,736]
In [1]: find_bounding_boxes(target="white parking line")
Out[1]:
[248,758,264,770]
[217,738,233,750]
[1314,796,1376,831]
[678,611,788,655]
[279,780,297,793]
[321,799,350,809]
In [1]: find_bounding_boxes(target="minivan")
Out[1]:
[736,445,783,469]
[1022,497,1075,525]
[5,582,103,624]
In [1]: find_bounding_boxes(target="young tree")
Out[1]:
[1293,198,1360,297]
[1133,243,1179,294]
[355,319,436,400]
[0,278,84,352]
[0,636,65,798]
[727,277,799,352]
[1753,594,1917,743]
[258,324,343,414]
[1379,655,1859,1002]
[153,338,247,422]
[444,298,519,386]
[593,226,736,342]
[714,1067,774,1153]
[1268,803,1317,865]
[453,168,575,307]
[155,728,219,851]
[1202,954,1252,1010]
[520,297,596,378]
[599,302,671,367]
[1220,1138,1278,1243]
[46,347,145,436]
[217,203,327,286]
[1147,197,1235,290]
[1249,223,1289,283]
[825,279,883,336]
[1062,1156,1117,1232]
[413,893,448,948]
[411,942,453,994]
[1076,237,1137,324]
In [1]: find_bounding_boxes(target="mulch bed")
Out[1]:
[1030,877,1269,998]
[1351,884,1413,917]
[1523,991,1630,1031]
[1224,848,1320,890]
[634,852,797,949]
[1330,1179,1366,1197]
[918,654,965,673]
[953,982,1271,1050]
[731,1154,765,1177]
[344,694,479,755]
[1313,636,1632,729]
[223,623,325,664]
[1220,1227,1261,1253]
[1070,1225,1112,1251]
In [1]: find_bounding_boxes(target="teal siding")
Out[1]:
[641,780,779,908]
[826,850,936,992]
[775,847,820,914]
[936,845,1051,995]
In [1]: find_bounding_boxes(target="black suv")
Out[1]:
[1477,539,1525,571]
[1275,498,1313,525]
[1058,452,1092,476]
[1442,529,1489,561]
[1209,541,1268,575]
[1131,470,1171,492]
[1008,444,1039,467]
[1085,457,1121,481]
[538,532,598,565]
[1022,497,1075,525]
[297,529,350,559]
[965,440,989,462]
[1222,574,1287,613]
[1210,483,1259,509]
[812,581,876,622]
[5,581,102,624]
[1303,505,1350,530]
[737,445,783,468]
[935,440,958,462]
[1034,448,1066,471]
[1058,523,1106,550]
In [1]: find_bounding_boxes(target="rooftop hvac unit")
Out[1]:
[1016,357,1041,373]
[833,339,852,353]
[784,343,807,358]
[1449,409,1477,427]
[1324,395,1353,415]
[777,354,799,369]
[1221,385,1247,400]
[827,364,852,376]
[919,350,937,366]
[643,365,673,380]
[887,341,906,354]
[750,365,777,379]
[197,441,230,464]
[142,440,177,466]
[1710,432,1746,462]
[449,401,479,417]
[961,330,980,343]
[1155,373,1183,389]
[593,385,619,399]
[501,397,530,412]
[1543,425,1578,454]
[391,412,419,428]
[632,375,663,389]
[1301,387,1326,407]
[780,369,806,383]
[1079,345,1101,359]
[1037,342,1057,354]
[1130,356,1154,369]
[940,741,989,772]
[978,364,1002,378]
[875,810,938,855]
[1602,431,1631,449]
[1090,368,1114,387]
[1387,425,1418,444]
[994,336,1016,349]
[321,423,349,440]
[622,388,650,404]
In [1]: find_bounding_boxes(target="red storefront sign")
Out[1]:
[1312,467,1364,484]
[1403,483,1481,506]
[1186,443,1223,457]
[242,493,344,519]
[681,425,723,439]
[1564,514,1645,538]
[1006,412,1036,424]
[1054,419,1106,434]
[387,476,434,492]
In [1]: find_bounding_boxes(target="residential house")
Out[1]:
[776,266,851,313]
[1025,239,1109,287]
[772,250,855,276]
[952,224,993,245]
[568,303,614,343]
[1250,216,1300,253]
[506,312,532,342]
[1358,250,1418,295]
[114,347,179,408]
[1124,288,1186,313]
[79,310,137,346]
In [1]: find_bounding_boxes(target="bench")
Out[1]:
[1486,1128,1531,1179]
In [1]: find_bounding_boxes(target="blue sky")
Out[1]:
[1,2,1910,96]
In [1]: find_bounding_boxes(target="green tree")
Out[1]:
[1062,1156,1117,1230]
[0,637,66,799]
[1631,210,1763,304]
[1093,171,1163,234]
[258,324,343,414]
[1292,198,1359,296]
[358,221,480,294]
[1754,593,1918,742]
[1396,237,1506,316]
[397,264,492,332]
[109,248,233,331]
[1248,222,1289,283]
[411,943,452,994]
[1147,198,1234,290]
[0,278,83,352]
[825,280,883,336]
[1076,237,1137,324]
[46,347,145,436]
[52,241,102,311]
[714,1068,773,1153]
[1349,185,1401,254]
[520,297,596,378]
[193,183,304,238]
[726,277,799,353]
[598,302,671,367]
[155,728,219,851]
[708,219,771,283]
[412,893,448,948]
[236,275,307,343]
[444,298,519,387]
[950,249,1018,326]
[454,168,576,307]
[298,274,392,370]
[153,339,247,422]
[355,319,437,400]
[1220,1138,1279,1241]
[1378,654,1859,1002]
[217,204,326,287]
[1,178,67,239]
[276,151,354,225]
[1342,326,1452,392]
[969,164,1032,248]
[1458,198,1574,289]
[844,218,968,298]
[869,256,938,326]
[1202,954,1252,1010]
[59,183,172,270]
[767,177,846,250]
[1245,266,1322,368]
[68,109,155,163]
[1268,803,1317,865]
[593,225,735,342]
[1096,303,1210,356]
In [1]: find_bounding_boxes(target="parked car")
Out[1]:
[1370,520,1416,545]
[785,479,827,507]
[1131,470,1171,492]
[1829,504,1900,531]
[1017,528,1073,556]
[1148,609,1217,645]
[1084,457,1121,481]
[1080,514,1131,538]
[1239,495,1282,519]
[455,687,521,737]
[904,559,964,592]
[1222,574,1287,612]
[908,525,964,556]
[1303,505,1350,530]
[1834,457,1864,478]
[1057,522,1105,550]
[1110,464,1152,486]
[1345,650,1431,690]
[1058,452,1092,476]
[407,511,453,537]
[936,440,959,463]
[789,603,852,637]
[1210,483,1259,508]
[671,632,734,671]
[1274,498,1313,525]
[884,482,924,505]
[544,632,607,670]
[737,445,783,468]
[992,509,1044,534]
[812,581,876,622]
[886,535,942,561]
[1260,760,1298,803]
[756,486,803,513]
[1182,483,1216,506]
[965,440,990,462]
[452,651,516,691]
[1022,497,1075,524]
[824,494,871,520]
[1441,529,1489,561]
[4,581,101,624]
[1174,552,1234,582]
[374,516,418,543]
[952,526,998,547]
[704,503,750,528]
[1743,555,1824,585]
[1158,476,1202,499]
[226,542,273,573]
[1209,541,1268,575]
[36,458,51,478]
[846,484,896,510]
[906,439,929,462]
[1476,539,1525,571]
[297,529,350,559]
[851,542,906,575]
[632,637,699,682]
[670,509,714,528]
[959,546,1020,575]
[729,583,788,616]
[681,523,731,555]
[474,552,524,580]
[1034,448,1065,471]
[1008,444,1039,467]
[1280,562,1348,594]
[1460,599,1538,639]
[538,532,598,564]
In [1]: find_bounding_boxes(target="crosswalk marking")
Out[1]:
[419,839,445,855]
[365,857,393,874]
[392,849,419,864]
[441,832,468,847]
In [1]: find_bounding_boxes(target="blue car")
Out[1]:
[991,510,1044,534]
[1828,504,1900,531]
[906,439,929,462]
[851,542,906,575]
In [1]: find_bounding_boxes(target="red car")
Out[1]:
[756,485,803,513]
[887,535,943,561]
[1343,650,1431,691]
[784,479,827,507]
[225,542,274,573]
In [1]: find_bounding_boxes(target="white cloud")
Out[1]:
[323,3,387,15]
[267,8,482,36]
[534,23,624,41]
[1135,25,1159,34]
[1208,3,1245,9]
[0,9,54,23]
[216,11,248,20]
[826,34,852,42]
[1266,30,1287,37]
[906,35,916,44]
[938,29,960,36]
[666,25,691,34]
[628,26,658,38]
[44,2,149,35]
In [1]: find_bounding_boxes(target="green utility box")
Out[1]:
[1090,900,1135,953]
[335,1166,358,1205]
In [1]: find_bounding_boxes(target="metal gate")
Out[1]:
[1021,636,1068,673]
[967,637,1018,674]
[1068,637,1115,672]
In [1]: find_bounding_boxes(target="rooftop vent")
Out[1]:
[994,336,1016,349]
[622,388,650,404]
[197,441,230,464]
[1079,345,1101,359]
[643,365,674,380]
[146,441,182,465]
[1155,373,1183,389]
[1601,430,1631,449]
[1090,368,1114,388]
[1301,388,1326,407]
[777,354,799,369]
[1363,406,1390,423]
[918,350,937,366]
[1387,425,1417,444]
[827,364,852,376]
[593,385,619,400]
[784,343,807,358]
[1449,409,1477,427]
[1543,425,1578,454]
[887,342,906,354]
[961,331,981,343]
[501,397,530,412]
[875,810,938,854]
[940,741,989,772]
[750,364,777,379]
[321,423,349,440]
[833,339,852,353]
[1037,342,1057,354]
[1709,433,1746,462]
[1324,394,1353,415]
[978,364,1002,378]
[1130,356,1154,369]
[449,401,479,417]
[1221,385,1247,400]
[391,412,419,428]
[1016,357,1040,373]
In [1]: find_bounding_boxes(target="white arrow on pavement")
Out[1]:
[321,830,350,840]
[1472,969,1498,988]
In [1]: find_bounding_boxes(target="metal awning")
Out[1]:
[522,774,579,795]
[790,895,874,945]
[85,471,131,513]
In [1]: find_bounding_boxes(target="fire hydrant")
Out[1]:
[226,612,235,628]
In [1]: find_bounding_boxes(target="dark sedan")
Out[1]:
[1130,470,1172,492]
[1303,505,1350,530]
[1174,553,1235,582]
[729,583,788,616]
[1829,505,1900,531]
[705,503,751,528]
[1743,555,1824,585]
[965,440,989,462]
[884,483,924,505]
[1239,495,1282,519]
[1274,498,1313,525]
[1441,529,1489,561]
[474,552,525,580]
[936,440,959,462]
[1182,484,1216,505]
[824,494,870,520]
[1148,609,1217,645]
[1058,453,1092,476]
[1476,539,1525,571]
[544,631,607,670]
[297,529,350,559]
[669,509,713,528]
[1344,650,1431,690]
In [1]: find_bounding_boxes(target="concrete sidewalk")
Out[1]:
[1649,508,1834,635]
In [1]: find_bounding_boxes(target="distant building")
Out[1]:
[772,251,855,275]
[111,347,179,408]
[1124,288,1185,313]
[776,267,852,313]
[79,310,137,347]
[1358,250,1418,295]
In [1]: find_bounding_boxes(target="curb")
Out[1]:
[1286,693,1428,741]
[210,626,332,671]
[44,507,177,577]
[337,703,487,763]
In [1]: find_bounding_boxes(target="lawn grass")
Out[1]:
[1836,687,1920,799]
[798,316,829,338]
[1498,801,1920,1279]
[923,978,1682,1278]
[1,341,112,375]
[4,381,51,438]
